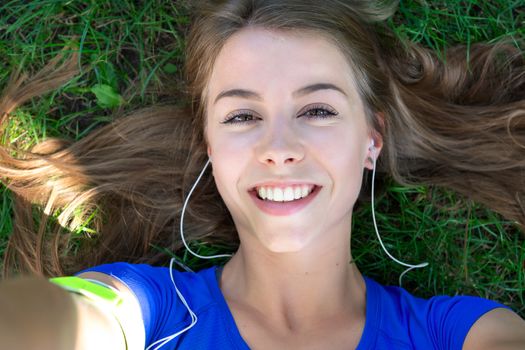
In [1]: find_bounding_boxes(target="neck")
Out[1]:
[219,230,366,333]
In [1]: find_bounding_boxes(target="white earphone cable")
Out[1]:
[180,159,233,260]
[145,258,198,350]
[369,145,428,285]
[151,159,233,349]
[155,150,428,349]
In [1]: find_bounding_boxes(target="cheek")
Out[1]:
[209,130,255,169]
[207,122,257,154]
[308,123,367,197]
[306,123,366,166]
[207,130,254,198]
[210,156,241,212]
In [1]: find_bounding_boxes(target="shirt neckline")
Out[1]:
[206,265,379,350]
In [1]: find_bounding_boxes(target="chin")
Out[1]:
[259,233,312,253]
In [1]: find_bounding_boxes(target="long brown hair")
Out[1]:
[1,0,524,277]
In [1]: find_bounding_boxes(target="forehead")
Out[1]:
[206,27,359,102]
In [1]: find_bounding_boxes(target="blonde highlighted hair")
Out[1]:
[1,0,524,277]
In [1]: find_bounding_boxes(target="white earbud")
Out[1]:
[368,140,376,169]
[367,137,429,285]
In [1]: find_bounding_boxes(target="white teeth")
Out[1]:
[258,187,267,199]
[284,187,294,201]
[256,185,315,202]
[273,188,284,201]
[294,187,302,199]
[301,185,309,197]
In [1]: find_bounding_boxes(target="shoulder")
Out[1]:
[78,262,215,302]
[365,277,517,350]
[463,307,525,350]
[77,261,218,309]
[77,262,220,346]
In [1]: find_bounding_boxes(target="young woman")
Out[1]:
[0,0,524,349]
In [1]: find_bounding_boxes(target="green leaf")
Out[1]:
[90,84,124,109]
[96,61,119,90]
[163,63,178,74]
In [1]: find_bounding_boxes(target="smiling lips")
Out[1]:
[256,184,315,202]
[249,184,321,216]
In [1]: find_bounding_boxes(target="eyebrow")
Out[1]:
[213,83,348,105]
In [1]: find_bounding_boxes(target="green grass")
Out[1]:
[0,0,524,318]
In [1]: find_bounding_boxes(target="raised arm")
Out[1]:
[0,273,144,350]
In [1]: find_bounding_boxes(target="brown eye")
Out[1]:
[221,111,259,125]
[304,108,334,118]
[300,104,338,119]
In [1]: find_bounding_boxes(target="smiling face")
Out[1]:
[205,27,379,253]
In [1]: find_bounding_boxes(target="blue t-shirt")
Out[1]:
[80,263,507,349]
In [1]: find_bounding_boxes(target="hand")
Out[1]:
[0,276,77,350]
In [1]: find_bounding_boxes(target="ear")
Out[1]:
[207,146,212,160]
[364,113,384,170]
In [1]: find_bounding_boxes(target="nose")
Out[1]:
[255,121,305,166]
